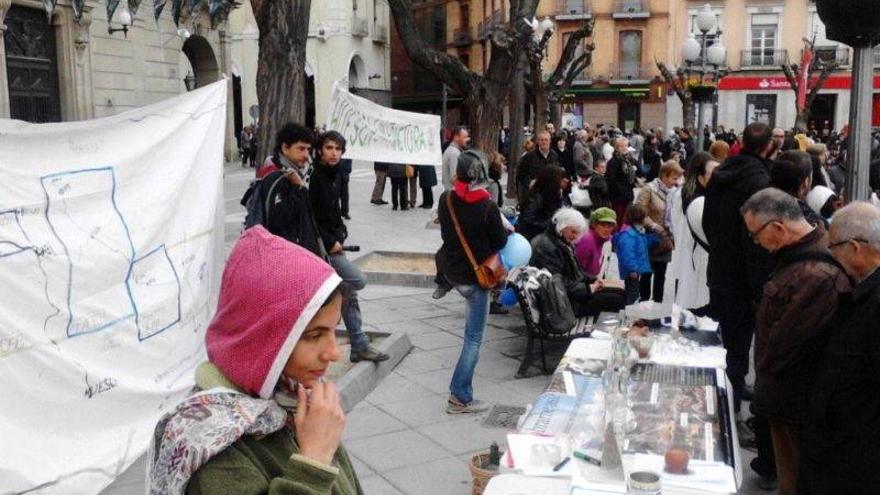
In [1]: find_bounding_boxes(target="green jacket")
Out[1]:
[185,364,363,495]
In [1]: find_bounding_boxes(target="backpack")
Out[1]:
[536,273,578,335]
[242,172,287,229]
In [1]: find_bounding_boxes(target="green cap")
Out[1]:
[590,207,617,225]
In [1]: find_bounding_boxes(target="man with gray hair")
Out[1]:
[741,188,851,495]
[800,202,880,495]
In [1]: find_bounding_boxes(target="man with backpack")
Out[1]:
[243,123,388,363]
[741,188,851,495]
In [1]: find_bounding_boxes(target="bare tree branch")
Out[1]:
[548,19,593,87]
[657,60,686,101]
[781,63,800,98]
[806,60,838,109]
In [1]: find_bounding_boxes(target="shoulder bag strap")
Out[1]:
[446,193,480,271]
[685,203,710,252]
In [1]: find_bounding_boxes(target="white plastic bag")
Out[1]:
[569,186,592,208]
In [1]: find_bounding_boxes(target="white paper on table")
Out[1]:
[648,345,727,369]
[506,433,574,478]
[696,317,720,332]
[630,454,737,494]
[565,338,613,361]
[569,457,626,494]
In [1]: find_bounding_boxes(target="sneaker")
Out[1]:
[446,396,490,414]
[490,302,509,315]
[432,287,450,300]
[350,344,390,363]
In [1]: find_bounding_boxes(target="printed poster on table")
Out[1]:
[0,81,227,494]
[326,82,442,165]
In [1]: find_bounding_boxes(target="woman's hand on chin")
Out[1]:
[295,381,346,465]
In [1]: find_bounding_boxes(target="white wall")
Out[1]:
[227,0,392,129]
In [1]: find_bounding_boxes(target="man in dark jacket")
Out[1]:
[606,137,638,222]
[800,202,880,495]
[742,189,851,495]
[311,131,389,363]
[703,122,777,484]
[516,130,559,205]
[248,123,322,255]
[703,122,776,410]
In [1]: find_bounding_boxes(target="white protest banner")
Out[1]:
[0,81,227,494]
[326,83,442,165]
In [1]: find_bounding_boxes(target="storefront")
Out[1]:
[562,82,667,132]
[714,75,880,132]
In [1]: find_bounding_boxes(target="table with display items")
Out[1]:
[485,315,742,495]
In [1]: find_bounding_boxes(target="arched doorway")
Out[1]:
[348,54,366,91]
[181,35,220,90]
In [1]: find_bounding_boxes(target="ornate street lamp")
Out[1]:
[816,0,880,201]
[681,4,726,152]
[108,5,132,37]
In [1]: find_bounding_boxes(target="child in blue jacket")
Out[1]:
[613,204,660,304]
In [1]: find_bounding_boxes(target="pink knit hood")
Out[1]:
[205,225,341,399]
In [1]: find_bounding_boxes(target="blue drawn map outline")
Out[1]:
[127,244,182,341]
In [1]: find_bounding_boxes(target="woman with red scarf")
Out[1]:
[435,150,508,414]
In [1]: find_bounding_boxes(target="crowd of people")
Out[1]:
[145,116,880,495]
[490,119,880,495]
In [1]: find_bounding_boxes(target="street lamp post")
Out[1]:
[681,4,726,152]
[815,0,880,201]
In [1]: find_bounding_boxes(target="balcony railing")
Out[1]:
[352,17,369,37]
[609,62,654,83]
[556,0,592,19]
[373,22,388,43]
[741,49,788,68]
[453,27,473,47]
[613,0,649,18]
[812,46,850,67]
[572,68,592,85]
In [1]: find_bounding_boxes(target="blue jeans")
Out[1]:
[328,253,368,351]
[449,284,489,404]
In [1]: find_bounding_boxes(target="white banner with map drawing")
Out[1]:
[326,83,442,165]
[0,81,227,494]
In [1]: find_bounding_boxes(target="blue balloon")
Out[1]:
[500,233,532,269]
[499,288,518,307]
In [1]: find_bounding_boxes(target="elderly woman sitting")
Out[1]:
[530,208,626,317]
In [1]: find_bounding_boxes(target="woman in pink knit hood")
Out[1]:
[148,226,363,495]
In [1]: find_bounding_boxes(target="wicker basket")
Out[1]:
[469,453,499,495]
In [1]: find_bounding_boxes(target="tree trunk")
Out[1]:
[507,52,526,199]
[795,111,810,133]
[682,98,696,134]
[548,98,561,129]
[467,80,506,154]
[252,0,311,164]
[507,54,526,198]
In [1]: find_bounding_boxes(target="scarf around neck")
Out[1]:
[147,363,295,495]
[454,180,491,203]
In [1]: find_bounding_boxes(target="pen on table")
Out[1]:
[573,449,602,467]
[552,457,571,472]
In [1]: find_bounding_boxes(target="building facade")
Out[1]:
[668,0,880,133]
[0,0,391,161]
[0,0,237,153]
[228,0,392,143]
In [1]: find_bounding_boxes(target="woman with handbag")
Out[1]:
[435,149,508,414]
[635,160,683,302]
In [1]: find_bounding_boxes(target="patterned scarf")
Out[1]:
[147,388,291,495]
